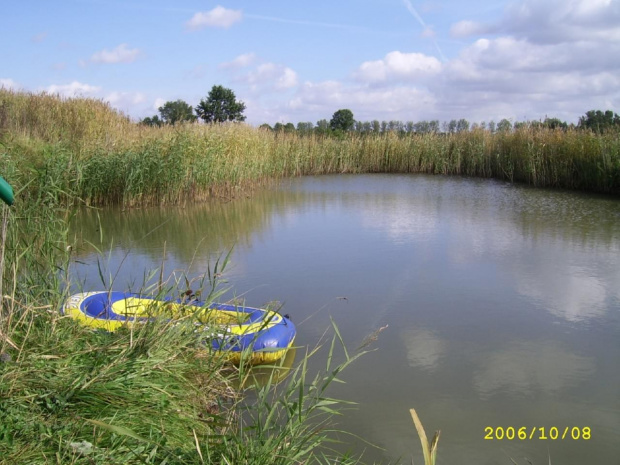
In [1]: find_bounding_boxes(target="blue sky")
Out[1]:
[2,0,619,125]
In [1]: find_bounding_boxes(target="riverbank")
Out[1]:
[0,189,367,464]
[2,90,619,209]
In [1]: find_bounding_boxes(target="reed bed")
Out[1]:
[2,89,619,208]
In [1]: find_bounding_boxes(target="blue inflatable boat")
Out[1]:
[62,291,296,365]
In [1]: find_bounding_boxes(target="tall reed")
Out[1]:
[2,89,618,209]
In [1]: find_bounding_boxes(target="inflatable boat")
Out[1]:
[62,292,296,365]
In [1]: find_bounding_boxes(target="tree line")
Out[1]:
[141,85,246,126]
[262,109,620,135]
[141,85,619,135]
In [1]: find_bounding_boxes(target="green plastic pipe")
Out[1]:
[0,176,14,206]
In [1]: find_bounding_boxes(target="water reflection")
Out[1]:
[360,196,439,244]
[401,328,446,371]
[473,341,595,398]
[515,265,609,322]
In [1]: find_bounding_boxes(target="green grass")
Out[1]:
[0,162,372,464]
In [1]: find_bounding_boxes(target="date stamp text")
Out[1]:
[484,426,591,440]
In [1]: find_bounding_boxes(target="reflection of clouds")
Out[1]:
[360,196,438,244]
[447,213,521,263]
[445,209,616,323]
[401,328,446,370]
[516,266,607,322]
[474,342,594,398]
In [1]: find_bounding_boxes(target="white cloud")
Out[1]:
[0,78,18,90]
[220,53,257,69]
[153,98,166,112]
[46,81,101,97]
[355,51,442,83]
[276,67,298,89]
[91,44,141,64]
[450,20,491,38]
[452,0,620,44]
[288,80,436,122]
[186,6,242,30]
[106,91,146,106]
[242,63,299,90]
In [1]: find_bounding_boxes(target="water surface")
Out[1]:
[71,174,620,464]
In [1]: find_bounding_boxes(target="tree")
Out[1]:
[297,122,314,134]
[497,119,512,132]
[195,85,246,123]
[578,110,620,133]
[140,115,163,127]
[158,99,197,125]
[413,121,430,133]
[315,119,330,135]
[456,119,470,133]
[329,109,355,132]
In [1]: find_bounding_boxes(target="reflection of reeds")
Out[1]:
[3,90,619,210]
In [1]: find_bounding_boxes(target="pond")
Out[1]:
[70,174,620,464]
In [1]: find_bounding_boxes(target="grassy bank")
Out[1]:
[0,191,370,464]
[2,89,619,208]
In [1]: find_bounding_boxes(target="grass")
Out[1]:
[0,163,373,464]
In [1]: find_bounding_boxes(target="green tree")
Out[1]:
[413,121,430,133]
[578,110,620,133]
[329,109,355,131]
[158,99,197,125]
[140,115,163,127]
[296,122,314,134]
[456,119,469,133]
[497,119,512,132]
[195,85,246,123]
[315,119,330,135]
[447,120,458,133]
